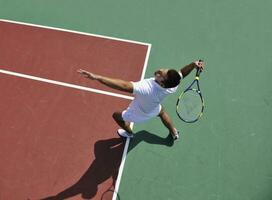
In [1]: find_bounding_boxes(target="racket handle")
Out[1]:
[196,67,202,76]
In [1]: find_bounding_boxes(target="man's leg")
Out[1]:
[158,107,179,138]
[112,111,133,134]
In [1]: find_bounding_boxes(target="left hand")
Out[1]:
[194,60,205,70]
[77,69,98,80]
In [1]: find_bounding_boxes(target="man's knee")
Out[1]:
[112,112,118,120]
[112,112,123,121]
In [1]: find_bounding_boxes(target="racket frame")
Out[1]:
[176,68,204,123]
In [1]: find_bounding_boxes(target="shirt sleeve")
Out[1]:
[178,71,183,79]
[131,80,149,96]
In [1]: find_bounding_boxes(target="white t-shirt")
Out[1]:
[130,77,179,116]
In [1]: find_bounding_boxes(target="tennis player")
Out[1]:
[78,60,204,141]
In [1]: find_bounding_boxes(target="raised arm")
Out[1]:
[180,60,204,78]
[77,69,133,93]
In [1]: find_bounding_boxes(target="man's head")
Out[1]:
[154,69,181,88]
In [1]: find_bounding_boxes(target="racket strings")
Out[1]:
[177,89,203,122]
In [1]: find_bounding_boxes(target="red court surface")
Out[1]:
[0,20,149,96]
[0,20,150,199]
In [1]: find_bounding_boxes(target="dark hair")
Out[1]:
[163,69,181,88]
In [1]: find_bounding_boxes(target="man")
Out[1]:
[78,60,204,141]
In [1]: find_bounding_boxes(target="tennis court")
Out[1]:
[0,20,150,199]
[1,1,272,200]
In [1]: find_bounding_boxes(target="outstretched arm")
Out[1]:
[180,60,205,78]
[77,69,133,93]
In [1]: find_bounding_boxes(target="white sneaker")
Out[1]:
[171,130,180,140]
[117,129,134,138]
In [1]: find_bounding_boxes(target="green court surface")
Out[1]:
[1,0,272,199]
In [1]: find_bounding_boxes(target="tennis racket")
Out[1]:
[176,67,204,123]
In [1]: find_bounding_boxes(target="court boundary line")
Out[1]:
[0,19,151,200]
[0,18,151,100]
[112,48,149,200]
[112,123,133,200]
[0,69,134,100]
[0,19,151,46]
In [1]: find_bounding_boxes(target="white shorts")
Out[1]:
[122,104,162,123]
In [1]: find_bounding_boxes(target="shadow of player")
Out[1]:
[41,131,173,200]
[128,130,174,152]
[41,137,123,200]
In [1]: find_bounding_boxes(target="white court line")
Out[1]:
[0,19,152,200]
[0,19,151,47]
[140,43,151,80]
[0,69,134,100]
[112,39,150,200]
